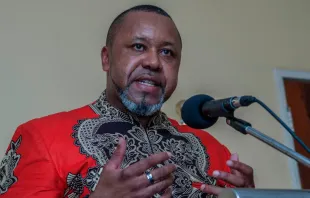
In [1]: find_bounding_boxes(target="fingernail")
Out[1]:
[167,152,173,158]
[231,153,239,161]
[200,184,206,191]
[118,138,124,145]
[227,160,233,166]
[213,170,220,177]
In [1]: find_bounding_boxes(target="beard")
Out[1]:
[112,79,165,117]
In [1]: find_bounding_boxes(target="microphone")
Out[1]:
[181,94,256,129]
[181,94,310,166]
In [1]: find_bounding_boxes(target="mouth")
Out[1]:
[134,76,162,88]
[129,75,164,95]
[136,79,158,87]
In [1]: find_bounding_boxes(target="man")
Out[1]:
[0,4,255,198]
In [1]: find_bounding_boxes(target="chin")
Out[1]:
[140,97,163,105]
[120,93,164,117]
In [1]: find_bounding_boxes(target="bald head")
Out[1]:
[106,4,182,48]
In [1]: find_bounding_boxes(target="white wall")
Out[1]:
[1,0,310,189]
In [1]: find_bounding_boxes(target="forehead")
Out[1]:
[116,11,181,47]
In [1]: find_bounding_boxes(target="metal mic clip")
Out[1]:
[226,117,252,135]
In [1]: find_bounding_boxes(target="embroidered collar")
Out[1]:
[89,90,172,128]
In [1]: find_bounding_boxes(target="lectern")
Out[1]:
[219,188,310,198]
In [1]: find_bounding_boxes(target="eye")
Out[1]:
[133,44,145,51]
[161,49,173,56]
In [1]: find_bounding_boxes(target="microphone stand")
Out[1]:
[226,117,310,168]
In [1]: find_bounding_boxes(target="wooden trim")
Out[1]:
[272,68,310,189]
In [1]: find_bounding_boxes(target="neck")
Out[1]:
[137,116,153,128]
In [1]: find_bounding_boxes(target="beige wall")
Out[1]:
[1,0,310,189]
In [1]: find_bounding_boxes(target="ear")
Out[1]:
[101,46,110,72]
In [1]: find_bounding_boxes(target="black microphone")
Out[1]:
[181,94,256,129]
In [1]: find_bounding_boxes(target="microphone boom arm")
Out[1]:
[226,117,310,168]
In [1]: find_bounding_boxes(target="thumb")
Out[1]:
[106,137,127,169]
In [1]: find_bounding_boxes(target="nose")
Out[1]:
[142,49,162,71]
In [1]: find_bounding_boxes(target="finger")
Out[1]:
[145,164,176,184]
[213,170,245,187]
[134,176,174,198]
[227,160,242,176]
[122,152,172,178]
[230,153,239,161]
[161,187,172,198]
[105,137,126,169]
[229,153,241,175]
[151,165,176,182]
[227,160,254,176]
[200,184,223,195]
[131,165,176,190]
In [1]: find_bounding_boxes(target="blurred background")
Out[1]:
[1,0,310,190]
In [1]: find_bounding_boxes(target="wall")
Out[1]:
[1,0,310,189]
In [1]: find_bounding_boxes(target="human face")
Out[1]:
[102,11,182,115]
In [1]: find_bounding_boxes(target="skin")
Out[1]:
[101,11,182,127]
[90,137,176,198]
[201,153,255,195]
[95,11,255,197]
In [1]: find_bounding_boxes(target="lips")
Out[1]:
[134,76,162,87]
[137,80,157,87]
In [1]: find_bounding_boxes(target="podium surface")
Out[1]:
[218,188,310,198]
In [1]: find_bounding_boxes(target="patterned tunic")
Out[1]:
[0,91,232,198]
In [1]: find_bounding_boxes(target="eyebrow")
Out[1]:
[132,36,176,47]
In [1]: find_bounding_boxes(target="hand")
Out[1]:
[200,153,255,195]
[90,137,176,198]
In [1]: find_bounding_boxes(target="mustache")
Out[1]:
[130,73,164,87]
[112,76,165,94]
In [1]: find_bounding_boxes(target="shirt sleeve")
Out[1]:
[0,123,65,197]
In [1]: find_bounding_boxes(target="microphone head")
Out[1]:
[181,94,218,129]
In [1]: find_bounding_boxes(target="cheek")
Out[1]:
[110,57,132,86]
[118,55,146,84]
[109,63,127,88]
[164,68,179,93]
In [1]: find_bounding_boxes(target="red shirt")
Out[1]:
[0,91,232,197]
